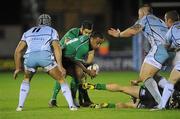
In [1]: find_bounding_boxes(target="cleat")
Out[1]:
[100,103,109,108]
[73,99,80,108]
[89,104,101,108]
[82,83,95,90]
[48,99,58,108]
[80,101,94,107]
[70,106,78,111]
[16,106,23,111]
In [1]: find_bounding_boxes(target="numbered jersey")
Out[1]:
[62,35,91,62]
[21,25,59,54]
[60,28,81,49]
[165,21,180,50]
[137,14,168,47]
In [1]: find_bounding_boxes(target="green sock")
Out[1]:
[51,81,61,100]
[95,84,106,90]
[70,78,79,99]
[107,103,116,108]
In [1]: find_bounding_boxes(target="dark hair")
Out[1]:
[165,10,179,22]
[139,4,153,14]
[90,31,104,39]
[81,20,93,30]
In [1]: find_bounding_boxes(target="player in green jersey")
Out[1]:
[49,21,94,107]
[49,27,103,108]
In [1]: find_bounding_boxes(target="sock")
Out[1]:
[70,78,78,99]
[107,103,116,108]
[158,77,168,89]
[95,84,106,90]
[144,77,162,104]
[61,82,75,108]
[51,81,61,100]
[159,82,174,109]
[18,80,30,107]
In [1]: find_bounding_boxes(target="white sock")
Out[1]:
[61,82,75,108]
[158,77,168,89]
[18,80,30,107]
[144,77,162,104]
[159,82,174,109]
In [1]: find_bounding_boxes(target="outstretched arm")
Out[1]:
[108,24,143,38]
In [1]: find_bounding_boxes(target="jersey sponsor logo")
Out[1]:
[66,38,78,45]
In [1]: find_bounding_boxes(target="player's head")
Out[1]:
[90,31,104,50]
[138,4,153,19]
[165,10,179,28]
[80,20,93,36]
[37,14,51,26]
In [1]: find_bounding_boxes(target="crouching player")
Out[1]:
[49,21,95,107]
[14,14,77,111]
[50,32,104,107]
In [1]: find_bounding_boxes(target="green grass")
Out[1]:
[0,71,180,119]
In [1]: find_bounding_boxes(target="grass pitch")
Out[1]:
[0,71,180,119]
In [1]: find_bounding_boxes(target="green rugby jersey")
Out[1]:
[62,35,92,62]
[60,28,81,49]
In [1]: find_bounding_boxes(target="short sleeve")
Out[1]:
[165,28,172,45]
[136,16,147,29]
[21,33,26,41]
[51,29,59,40]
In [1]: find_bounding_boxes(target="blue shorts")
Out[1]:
[24,51,57,72]
[144,44,169,69]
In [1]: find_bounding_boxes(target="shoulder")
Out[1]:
[78,35,89,42]
[68,28,80,34]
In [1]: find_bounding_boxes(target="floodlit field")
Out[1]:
[0,71,180,119]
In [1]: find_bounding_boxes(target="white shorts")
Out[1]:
[174,61,180,71]
[143,45,169,69]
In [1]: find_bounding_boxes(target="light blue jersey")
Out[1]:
[21,25,59,54]
[165,21,180,50]
[137,14,168,47]
[21,25,59,72]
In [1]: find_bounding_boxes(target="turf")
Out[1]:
[0,71,180,119]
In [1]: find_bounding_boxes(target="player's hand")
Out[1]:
[87,69,96,78]
[130,80,139,86]
[13,69,21,80]
[108,28,121,37]
[58,66,66,77]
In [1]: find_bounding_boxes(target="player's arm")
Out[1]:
[108,24,143,38]
[86,50,95,64]
[52,40,62,66]
[14,40,27,79]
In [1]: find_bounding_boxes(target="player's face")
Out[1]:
[82,28,93,36]
[164,15,171,28]
[90,37,104,50]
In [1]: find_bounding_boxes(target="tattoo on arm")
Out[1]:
[130,24,142,31]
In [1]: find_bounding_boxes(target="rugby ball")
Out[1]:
[87,64,100,74]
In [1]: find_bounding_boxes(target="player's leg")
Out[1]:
[83,83,140,99]
[48,81,61,107]
[140,45,169,105]
[91,102,137,109]
[106,84,140,99]
[139,62,162,104]
[70,77,80,107]
[159,68,180,109]
[48,66,77,110]
[16,70,35,111]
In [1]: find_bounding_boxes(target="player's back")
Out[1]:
[22,25,57,54]
[140,15,168,46]
[166,21,180,49]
